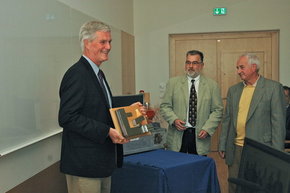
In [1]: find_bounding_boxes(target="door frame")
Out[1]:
[169,30,279,81]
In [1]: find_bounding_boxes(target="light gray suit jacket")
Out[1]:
[160,75,223,155]
[219,76,286,165]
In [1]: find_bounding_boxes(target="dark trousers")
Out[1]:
[180,128,197,154]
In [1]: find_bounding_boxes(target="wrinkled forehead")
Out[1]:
[236,56,248,65]
[186,54,201,61]
[236,58,254,70]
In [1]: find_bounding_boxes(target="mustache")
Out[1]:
[187,68,197,73]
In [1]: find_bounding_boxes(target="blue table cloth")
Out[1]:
[111,149,220,193]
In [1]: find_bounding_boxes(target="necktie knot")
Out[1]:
[98,69,105,80]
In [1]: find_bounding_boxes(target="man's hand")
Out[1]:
[131,102,147,116]
[174,119,186,131]
[198,130,209,139]
[218,151,225,159]
[108,128,129,144]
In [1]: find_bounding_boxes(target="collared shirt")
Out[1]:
[185,75,200,128]
[242,75,260,87]
[83,55,112,107]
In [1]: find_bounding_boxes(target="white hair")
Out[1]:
[240,53,261,72]
[79,21,111,52]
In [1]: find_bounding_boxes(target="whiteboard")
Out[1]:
[0,0,95,156]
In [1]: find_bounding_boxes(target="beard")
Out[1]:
[186,69,199,78]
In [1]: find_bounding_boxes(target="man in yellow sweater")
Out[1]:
[219,53,286,193]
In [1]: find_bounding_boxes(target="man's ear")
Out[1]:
[83,39,89,48]
[252,63,257,71]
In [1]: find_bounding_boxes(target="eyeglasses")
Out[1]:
[185,61,203,65]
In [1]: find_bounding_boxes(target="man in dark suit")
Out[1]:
[58,21,135,193]
[283,86,290,141]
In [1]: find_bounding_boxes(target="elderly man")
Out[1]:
[58,21,145,193]
[219,53,286,193]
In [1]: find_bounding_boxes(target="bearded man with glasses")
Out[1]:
[160,50,223,156]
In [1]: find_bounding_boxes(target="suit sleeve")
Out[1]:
[270,83,286,150]
[200,83,223,136]
[160,80,179,125]
[58,68,110,144]
[219,88,232,152]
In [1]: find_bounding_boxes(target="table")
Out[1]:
[111,149,220,193]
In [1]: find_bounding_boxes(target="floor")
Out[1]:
[208,151,228,193]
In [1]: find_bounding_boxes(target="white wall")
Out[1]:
[134,0,290,106]
[58,0,134,34]
[0,1,133,192]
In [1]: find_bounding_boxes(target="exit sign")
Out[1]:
[213,7,227,15]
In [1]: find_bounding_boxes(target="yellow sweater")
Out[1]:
[235,85,255,146]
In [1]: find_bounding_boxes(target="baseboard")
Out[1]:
[6,161,67,193]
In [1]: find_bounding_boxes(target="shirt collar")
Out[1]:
[187,74,200,82]
[243,75,260,87]
[83,55,100,75]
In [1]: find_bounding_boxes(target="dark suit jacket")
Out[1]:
[286,105,290,140]
[58,56,122,178]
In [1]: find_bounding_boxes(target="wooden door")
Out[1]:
[169,31,279,151]
[121,31,135,95]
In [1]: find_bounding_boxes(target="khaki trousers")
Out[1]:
[228,145,243,193]
[66,174,111,193]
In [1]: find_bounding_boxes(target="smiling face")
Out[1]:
[236,55,258,85]
[83,31,112,66]
[184,54,204,78]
